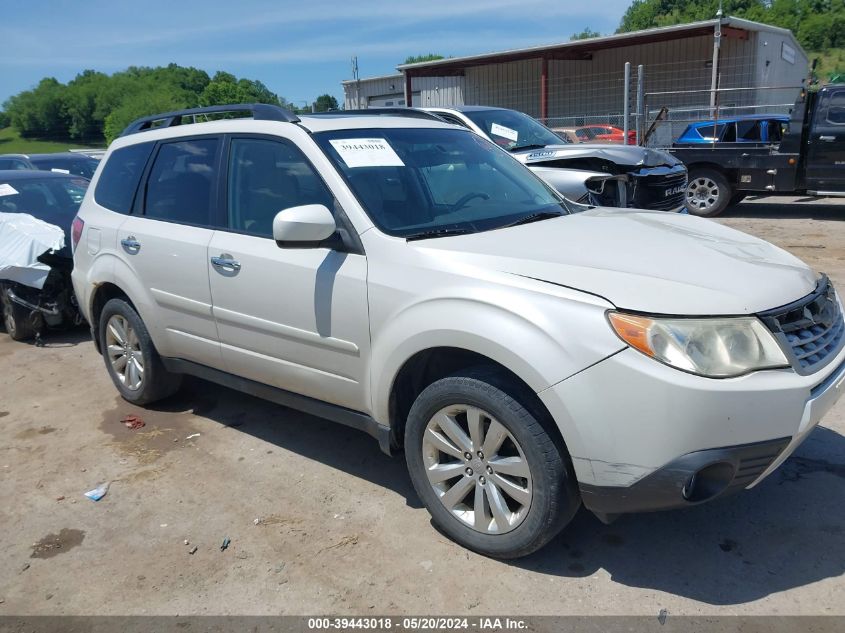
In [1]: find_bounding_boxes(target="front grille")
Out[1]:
[629,167,687,211]
[758,275,845,375]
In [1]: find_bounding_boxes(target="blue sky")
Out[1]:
[1,0,632,106]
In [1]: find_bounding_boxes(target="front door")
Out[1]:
[805,87,845,192]
[208,135,370,412]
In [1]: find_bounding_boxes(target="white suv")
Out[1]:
[71,104,845,558]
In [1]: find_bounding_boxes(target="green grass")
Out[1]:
[811,47,845,80]
[0,126,104,154]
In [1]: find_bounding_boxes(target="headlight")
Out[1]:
[607,311,789,378]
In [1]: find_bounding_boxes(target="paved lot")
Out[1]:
[0,196,843,616]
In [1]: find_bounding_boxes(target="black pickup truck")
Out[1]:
[670,83,845,216]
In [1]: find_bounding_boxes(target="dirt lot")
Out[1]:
[0,196,843,616]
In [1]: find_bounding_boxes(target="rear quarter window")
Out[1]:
[94,142,155,214]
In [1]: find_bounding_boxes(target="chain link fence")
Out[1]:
[520,57,805,148]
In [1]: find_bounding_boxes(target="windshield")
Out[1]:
[461,109,569,150]
[0,177,89,218]
[314,127,568,238]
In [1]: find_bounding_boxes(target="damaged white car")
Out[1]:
[0,171,87,341]
[425,106,688,212]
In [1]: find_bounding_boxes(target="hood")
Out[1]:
[511,144,681,168]
[414,208,817,315]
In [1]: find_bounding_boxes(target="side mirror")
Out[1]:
[273,204,337,247]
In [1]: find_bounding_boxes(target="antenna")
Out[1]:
[352,56,361,108]
[716,0,723,18]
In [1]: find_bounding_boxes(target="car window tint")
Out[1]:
[95,142,154,214]
[723,123,737,142]
[768,120,785,142]
[227,138,334,237]
[737,120,762,141]
[145,139,218,225]
[827,91,845,125]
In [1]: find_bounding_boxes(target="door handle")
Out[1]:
[819,135,836,142]
[120,236,141,253]
[211,254,241,273]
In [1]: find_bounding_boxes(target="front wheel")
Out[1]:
[685,167,732,217]
[1,285,35,341]
[404,369,580,558]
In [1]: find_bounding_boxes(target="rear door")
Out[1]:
[805,87,845,192]
[114,135,224,368]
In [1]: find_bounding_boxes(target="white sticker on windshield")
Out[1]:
[329,138,405,168]
[0,184,19,197]
[490,123,519,142]
[50,168,70,174]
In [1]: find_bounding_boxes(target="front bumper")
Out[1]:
[539,343,845,516]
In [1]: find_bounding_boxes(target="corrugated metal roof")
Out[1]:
[341,73,403,86]
[395,16,803,75]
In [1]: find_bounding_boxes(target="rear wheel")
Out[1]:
[1,285,35,341]
[404,368,580,558]
[686,167,732,217]
[99,298,182,405]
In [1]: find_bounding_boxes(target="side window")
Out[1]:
[144,138,218,225]
[827,90,845,125]
[95,142,154,214]
[227,138,334,237]
[736,120,762,141]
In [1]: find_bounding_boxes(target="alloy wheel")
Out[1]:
[105,314,145,391]
[422,405,532,534]
[2,290,15,337]
[687,177,720,212]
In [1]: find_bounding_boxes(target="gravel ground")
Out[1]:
[0,196,843,616]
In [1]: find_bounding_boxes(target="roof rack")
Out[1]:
[119,103,300,137]
[306,108,443,121]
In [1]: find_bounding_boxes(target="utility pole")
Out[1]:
[709,0,724,117]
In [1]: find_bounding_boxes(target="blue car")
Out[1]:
[675,115,789,145]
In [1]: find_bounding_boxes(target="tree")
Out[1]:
[312,94,339,112]
[571,27,602,40]
[200,71,281,106]
[403,54,445,64]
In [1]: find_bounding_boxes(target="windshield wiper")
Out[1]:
[499,211,564,229]
[405,227,474,241]
[508,144,549,152]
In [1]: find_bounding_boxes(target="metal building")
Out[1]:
[342,16,808,131]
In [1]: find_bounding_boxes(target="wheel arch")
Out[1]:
[88,282,136,353]
[384,345,569,456]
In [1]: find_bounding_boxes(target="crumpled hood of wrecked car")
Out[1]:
[511,144,682,168]
[414,208,817,315]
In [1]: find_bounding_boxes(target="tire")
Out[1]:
[1,285,35,341]
[729,193,747,207]
[685,167,733,217]
[404,368,580,558]
[98,298,182,405]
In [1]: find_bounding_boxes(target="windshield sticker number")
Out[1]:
[490,123,519,142]
[329,138,405,168]
[0,184,19,197]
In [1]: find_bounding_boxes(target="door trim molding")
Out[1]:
[161,357,392,455]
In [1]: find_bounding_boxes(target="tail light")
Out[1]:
[71,216,85,253]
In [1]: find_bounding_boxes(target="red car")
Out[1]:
[582,124,637,144]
